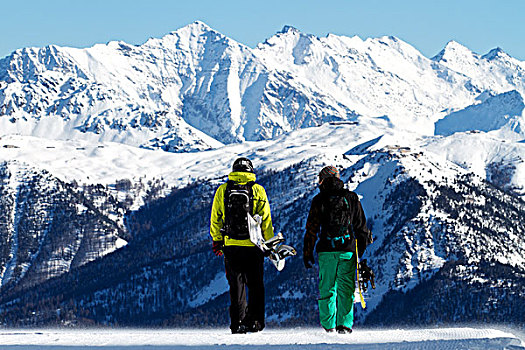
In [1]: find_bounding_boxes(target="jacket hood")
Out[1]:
[320,176,344,192]
[228,171,256,184]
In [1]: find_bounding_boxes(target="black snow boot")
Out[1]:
[336,325,352,334]
[231,323,247,334]
[245,320,265,333]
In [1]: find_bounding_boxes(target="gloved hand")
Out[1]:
[212,240,224,257]
[303,253,315,269]
[262,248,272,257]
[359,259,376,292]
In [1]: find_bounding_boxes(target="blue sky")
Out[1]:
[1,0,524,60]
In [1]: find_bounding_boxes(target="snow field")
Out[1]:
[0,327,522,349]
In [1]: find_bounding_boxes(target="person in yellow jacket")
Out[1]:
[210,157,274,334]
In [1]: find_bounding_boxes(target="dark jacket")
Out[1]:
[304,177,371,257]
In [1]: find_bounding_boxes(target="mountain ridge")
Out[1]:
[2,21,524,151]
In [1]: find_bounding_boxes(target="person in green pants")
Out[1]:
[303,166,372,334]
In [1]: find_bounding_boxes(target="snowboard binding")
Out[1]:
[262,233,297,270]
[359,259,376,293]
[248,215,296,271]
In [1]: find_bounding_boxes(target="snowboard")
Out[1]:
[248,214,296,271]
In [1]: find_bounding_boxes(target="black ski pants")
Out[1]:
[223,246,265,329]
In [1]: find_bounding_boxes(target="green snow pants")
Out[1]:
[318,251,356,330]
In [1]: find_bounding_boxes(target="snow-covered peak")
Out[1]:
[278,25,301,35]
[0,44,87,83]
[431,41,482,80]
[434,41,525,98]
[366,35,416,53]
[140,20,242,58]
[482,47,508,60]
[435,90,525,137]
[159,20,229,46]
[481,46,524,69]
[322,32,364,50]
[432,40,477,62]
[178,20,215,34]
[362,35,434,71]
[259,25,322,65]
[257,25,319,59]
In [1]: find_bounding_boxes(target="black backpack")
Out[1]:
[320,191,352,248]
[223,180,255,240]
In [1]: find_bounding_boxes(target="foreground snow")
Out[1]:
[0,327,522,349]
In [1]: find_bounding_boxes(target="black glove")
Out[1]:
[359,259,376,292]
[303,254,315,269]
[262,248,272,257]
[212,240,224,257]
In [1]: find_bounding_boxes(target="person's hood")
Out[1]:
[228,171,256,184]
[320,176,344,193]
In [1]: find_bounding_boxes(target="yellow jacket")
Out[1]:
[210,171,274,246]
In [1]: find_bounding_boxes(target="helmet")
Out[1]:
[319,166,340,182]
[232,157,254,173]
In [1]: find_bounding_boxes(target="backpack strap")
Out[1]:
[244,181,255,215]
[223,180,236,211]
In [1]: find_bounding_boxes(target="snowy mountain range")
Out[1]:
[2,21,524,149]
[0,22,524,328]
